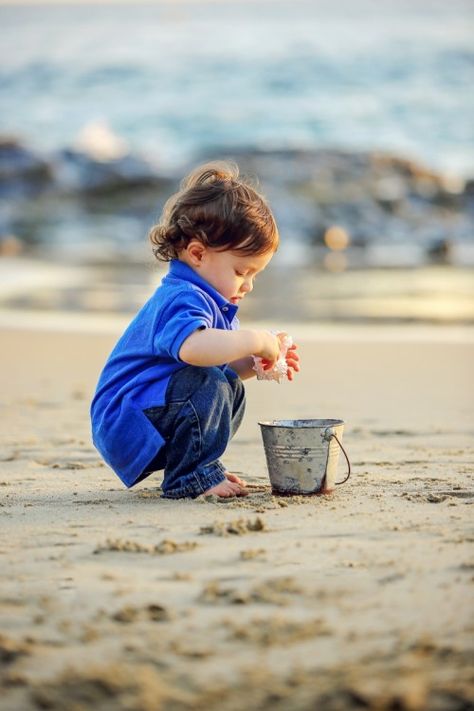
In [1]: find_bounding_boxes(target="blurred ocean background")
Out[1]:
[0,0,473,324]
[2,0,474,175]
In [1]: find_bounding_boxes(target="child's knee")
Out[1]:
[201,367,234,405]
[191,365,232,396]
[171,366,242,426]
[189,367,235,421]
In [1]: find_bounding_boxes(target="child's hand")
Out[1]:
[284,341,300,381]
[255,330,281,365]
[258,331,300,381]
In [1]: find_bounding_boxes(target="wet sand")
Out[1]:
[1,324,473,710]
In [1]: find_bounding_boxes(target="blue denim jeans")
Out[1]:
[143,365,246,499]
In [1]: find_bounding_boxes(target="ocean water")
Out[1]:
[1,0,473,177]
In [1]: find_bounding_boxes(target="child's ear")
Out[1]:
[186,240,206,267]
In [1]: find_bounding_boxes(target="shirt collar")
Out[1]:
[166,259,239,321]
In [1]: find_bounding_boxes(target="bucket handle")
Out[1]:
[324,430,351,485]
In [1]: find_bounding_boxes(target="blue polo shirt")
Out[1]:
[90,260,239,487]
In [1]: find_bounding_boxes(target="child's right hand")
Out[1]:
[255,330,283,366]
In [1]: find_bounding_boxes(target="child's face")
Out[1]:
[197,248,274,304]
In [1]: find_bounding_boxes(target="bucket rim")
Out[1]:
[258,418,344,428]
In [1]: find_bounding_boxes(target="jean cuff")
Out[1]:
[161,460,227,499]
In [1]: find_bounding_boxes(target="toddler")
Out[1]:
[91,161,299,498]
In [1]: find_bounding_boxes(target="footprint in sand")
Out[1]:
[94,538,198,555]
[227,615,332,647]
[200,517,267,536]
[199,576,303,607]
[112,604,170,624]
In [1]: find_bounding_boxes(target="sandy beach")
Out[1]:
[1,322,473,710]
[2,0,473,706]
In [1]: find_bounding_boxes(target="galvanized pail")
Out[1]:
[258,419,351,495]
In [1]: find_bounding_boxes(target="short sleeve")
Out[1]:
[153,289,213,360]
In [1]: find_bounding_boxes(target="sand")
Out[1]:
[1,323,473,710]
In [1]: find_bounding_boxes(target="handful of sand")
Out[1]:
[252,334,293,383]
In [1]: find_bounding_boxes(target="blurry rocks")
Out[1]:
[217,148,473,266]
[53,148,160,194]
[0,134,175,254]
[1,137,473,266]
[0,138,53,199]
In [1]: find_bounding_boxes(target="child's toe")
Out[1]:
[225,472,248,487]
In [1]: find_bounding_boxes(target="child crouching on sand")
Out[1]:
[91,161,300,499]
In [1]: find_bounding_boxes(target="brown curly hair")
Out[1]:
[149,161,279,261]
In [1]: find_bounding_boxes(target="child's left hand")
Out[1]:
[285,342,300,381]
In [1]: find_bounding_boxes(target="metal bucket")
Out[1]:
[258,419,351,496]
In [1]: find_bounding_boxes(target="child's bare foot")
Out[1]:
[204,479,248,498]
[225,471,248,488]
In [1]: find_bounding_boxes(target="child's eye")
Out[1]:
[235,270,245,277]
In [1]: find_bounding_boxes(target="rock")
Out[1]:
[427,238,453,264]
[0,137,53,198]
[52,148,160,194]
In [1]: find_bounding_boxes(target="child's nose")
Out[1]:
[242,278,253,293]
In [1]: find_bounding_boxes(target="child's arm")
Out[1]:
[228,356,258,380]
[179,328,280,368]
